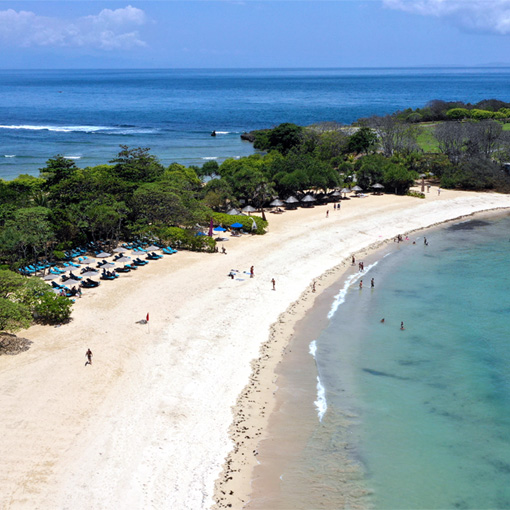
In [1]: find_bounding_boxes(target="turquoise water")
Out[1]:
[2,67,510,179]
[293,214,510,509]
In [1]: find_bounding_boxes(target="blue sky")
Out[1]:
[1,1,510,68]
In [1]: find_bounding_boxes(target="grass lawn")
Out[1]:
[416,124,439,152]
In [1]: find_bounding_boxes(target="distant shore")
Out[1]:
[1,187,509,509]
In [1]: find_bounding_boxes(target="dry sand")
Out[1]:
[1,187,509,510]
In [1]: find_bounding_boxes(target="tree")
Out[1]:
[40,156,78,188]
[356,154,387,189]
[435,122,466,164]
[254,123,303,155]
[383,163,418,194]
[345,127,378,155]
[367,115,419,157]
[110,146,164,182]
[0,207,54,266]
[0,298,32,332]
[201,178,237,211]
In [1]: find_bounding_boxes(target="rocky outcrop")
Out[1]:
[240,132,256,143]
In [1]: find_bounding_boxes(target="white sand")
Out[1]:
[0,188,509,510]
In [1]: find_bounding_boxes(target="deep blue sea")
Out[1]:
[2,67,510,180]
[265,214,510,509]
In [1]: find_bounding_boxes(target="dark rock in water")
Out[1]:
[0,333,32,355]
[240,132,256,142]
[211,130,217,137]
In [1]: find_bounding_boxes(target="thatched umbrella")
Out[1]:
[284,196,299,209]
[352,185,363,192]
[270,199,284,207]
[372,183,384,195]
[301,194,317,207]
[113,247,128,253]
[242,205,257,214]
[226,208,241,215]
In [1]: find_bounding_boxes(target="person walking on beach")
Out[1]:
[250,266,254,278]
[271,278,276,291]
[85,348,93,366]
[438,187,441,195]
[352,255,355,266]
[326,210,329,218]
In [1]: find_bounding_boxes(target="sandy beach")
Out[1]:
[1,187,509,510]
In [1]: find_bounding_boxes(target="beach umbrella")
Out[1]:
[372,183,384,189]
[214,226,226,232]
[330,190,342,197]
[146,245,160,251]
[242,205,257,213]
[230,222,243,228]
[96,252,111,258]
[352,186,363,192]
[81,270,99,278]
[79,256,95,264]
[43,274,59,281]
[301,194,316,202]
[115,256,131,263]
[100,262,116,268]
[270,199,284,207]
[284,196,299,204]
[226,208,241,215]
[113,247,128,253]
[341,188,351,193]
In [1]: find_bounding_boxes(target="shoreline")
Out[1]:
[213,205,510,509]
[1,190,510,510]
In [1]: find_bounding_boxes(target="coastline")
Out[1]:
[213,202,510,510]
[1,189,510,509]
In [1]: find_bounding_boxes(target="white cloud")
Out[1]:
[0,6,148,50]
[384,0,510,34]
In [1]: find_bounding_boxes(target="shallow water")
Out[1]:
[250,213,510,509]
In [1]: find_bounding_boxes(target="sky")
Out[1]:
[1,0,510,68]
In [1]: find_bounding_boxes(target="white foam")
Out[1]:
[202,157,218,160]
[309,339,317,358]
[4,154,15,158]
[315,376,327,422]
[64,156,81,160]
[0,124,107,133]
[215,131,229,135]
[327,260,379,319]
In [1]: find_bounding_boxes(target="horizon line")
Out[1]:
[2,65,510,71]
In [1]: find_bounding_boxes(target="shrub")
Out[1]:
[406,190,426,199]
[211,213,268,235]
[446,108,470,120]
[470,109,495,120]
[156,226,217,252]
[33,292,73,324]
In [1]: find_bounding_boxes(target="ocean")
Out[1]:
[2,67,510,180]
[248,212,510,510]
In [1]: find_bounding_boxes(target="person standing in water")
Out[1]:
[400,322,405,330]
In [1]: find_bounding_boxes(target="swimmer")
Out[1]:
[380,318,385,323]
[400,321,405,330]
